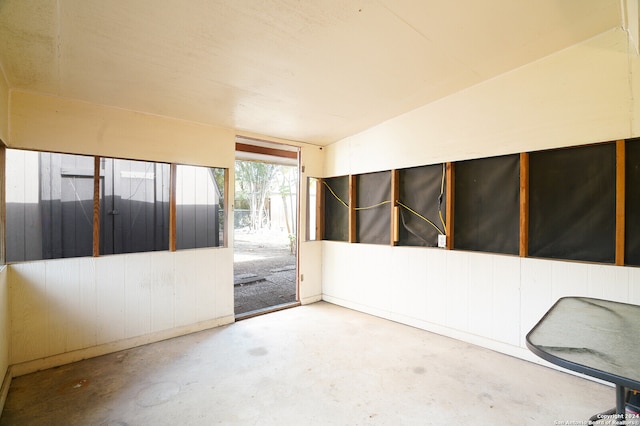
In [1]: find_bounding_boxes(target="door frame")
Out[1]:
[234,137,301,318]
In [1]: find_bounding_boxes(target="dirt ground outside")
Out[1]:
[233,228,297,316]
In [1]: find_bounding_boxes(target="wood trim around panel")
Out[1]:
[349,175,356,243]
[223,167,230,247]
[236,142,298,159]
[391,169,399,245]
[169,163,177,252]
[445,162,454,250]
[616,140,625,266]
[519,152,529,258]
[93,156,101,257]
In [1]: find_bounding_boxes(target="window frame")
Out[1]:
[2,146,228,264]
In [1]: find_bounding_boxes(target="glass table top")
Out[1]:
[527,297,640,389]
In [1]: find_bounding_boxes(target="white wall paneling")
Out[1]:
[9,248,234,375]
[299,240,323,304]
[323,242,640,365]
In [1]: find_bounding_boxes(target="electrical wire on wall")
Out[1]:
[322,180,349,208]
[396,201,444,236]
[438,163,447,235]
[322,180,392,211]
[396,163,447,242]
[323,169,447,240]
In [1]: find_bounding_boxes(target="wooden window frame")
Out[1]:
[3,147,227,263]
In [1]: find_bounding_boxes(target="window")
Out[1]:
[176,165,225,249]
[356,171,391,245]
[5,148,227,262]
[397,164,446,247]
[306,177,320,241]
[100,158,170,255]
[454,154,520,255]
[6,150,95,262]
[625,138,640,265]
[528,144,615,263]
[322,176,349,242]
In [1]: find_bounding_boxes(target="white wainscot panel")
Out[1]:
[45,258,83,355]
[77,259,98,349]
[124,253,152,339]
[629,268,640,305]
[95,256,126,345]
[586,263,629,303]
[299,241,322,303]
[490,255,521,346]
[174,250,198,326]
[10,262,48,363]
[444,251,470,332]
[425,248,448,325]
[149,251,175,333]
[321,242,352,301]
[466,253,494,338]
[610,266,631,303]
[215,248,234,318]
[355,245,392,312]
[195,249,217,322]
[519,258,553,348]
[550,260,589,301]
[586,264,609,299]
[390,247,428,322]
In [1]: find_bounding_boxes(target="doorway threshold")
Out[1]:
[235,301,301,321]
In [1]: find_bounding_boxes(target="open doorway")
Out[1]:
[234,139,300,319]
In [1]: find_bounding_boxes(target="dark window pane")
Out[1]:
[100,158,170,255]
[398,164,446,247]
[356,171,391,245]
[625,138,640,265]
[454,154,519,255]
[323,176,349,242]
[529,144,615,263]
[176,165,224,249]
[6,149,94,262]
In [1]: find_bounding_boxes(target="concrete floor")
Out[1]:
[0,302,614,425]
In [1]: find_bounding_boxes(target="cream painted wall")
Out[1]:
[321,28,640,367]
[626,0,640,54]
[325,28,637,176]
[9,91,235,167]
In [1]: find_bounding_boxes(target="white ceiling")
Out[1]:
[0,0,622,145]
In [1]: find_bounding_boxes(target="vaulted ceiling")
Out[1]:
[0,0,622,145]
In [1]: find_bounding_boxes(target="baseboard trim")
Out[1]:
[300,295,322,305]
[11,315,235,377]
[0,366,12,418]
[321,295,612,387]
